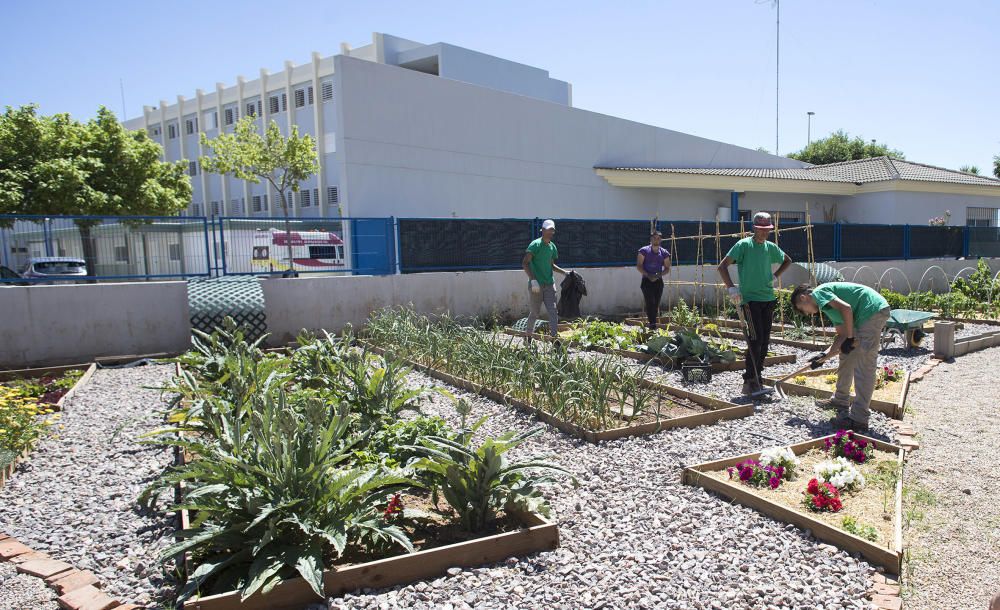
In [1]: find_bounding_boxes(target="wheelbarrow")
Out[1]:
[881,309,936,349]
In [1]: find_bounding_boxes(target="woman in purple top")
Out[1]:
[636,230,671,328]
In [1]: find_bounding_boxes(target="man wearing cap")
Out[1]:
[790,282,890,433]
[523,219,569,340]
[636,230,671,329]
[718,212,793,395]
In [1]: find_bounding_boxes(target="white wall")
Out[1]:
[842,191,1000,225]
[0,282,192,368]
[333,55,806,220]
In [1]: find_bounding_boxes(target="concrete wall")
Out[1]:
[333,55,805,220]
[0,282,192,368]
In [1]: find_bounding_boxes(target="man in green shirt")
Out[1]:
[522,219,569,340]
[718,212,793,395]
[791,282,891,432]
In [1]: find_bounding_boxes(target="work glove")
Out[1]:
[809,354,825,370]
[840,337,856,355]
[727,286,741,305]
[529,279,541,294]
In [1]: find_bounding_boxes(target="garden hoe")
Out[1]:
[771,359,820,400]
[735,304,774,399]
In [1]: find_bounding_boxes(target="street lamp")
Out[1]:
[807,111,815,145]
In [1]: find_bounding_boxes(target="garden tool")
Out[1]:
[772,356,824,400]
[735,303,774,399]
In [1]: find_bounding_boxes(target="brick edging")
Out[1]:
[867,572,903,609]
[0,533,143,610]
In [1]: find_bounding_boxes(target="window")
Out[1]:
[252,195,263,212]
[169,243,182,261]
[206,111,218,129]
[167,123,177,139]
[210,201,220,217]
[231,198,244,215]
[326,186,339,206]
[269,95,280,114]
[967,207,999,227]
[224,108,235,125]
[294,88,306,108]
[192,203,203,216]
[245,102,256,117]
[301,189,311,208]
[150,126,161,136]
[307,85,314,105]
[188,161,198,176]
[313,188,319,209]
[114,245,130,263]
[185,118,198,134]
[281,93,287,112]
[321,81,333,102]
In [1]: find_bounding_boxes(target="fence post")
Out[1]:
[962,226,971,258]
[43,218,53,257]
[201,217,212,277]
[219,218,228,276]
[834,223,842,260]
[903,225,911,260]
[389,216,399,275]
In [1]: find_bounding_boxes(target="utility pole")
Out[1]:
[807,111,815,145]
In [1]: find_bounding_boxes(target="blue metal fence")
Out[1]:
[0,214,211,283]
[2,214,999,282]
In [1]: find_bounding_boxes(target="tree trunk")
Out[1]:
[78,223,98,283]
[279,191,297,278]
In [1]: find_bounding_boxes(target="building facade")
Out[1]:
[125,32,1000,227]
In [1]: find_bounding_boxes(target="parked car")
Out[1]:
[18,257,88,283]
[0,264,26,285]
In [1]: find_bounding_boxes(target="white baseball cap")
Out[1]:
[541,219,556,230]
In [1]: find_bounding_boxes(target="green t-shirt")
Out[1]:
[812,282,889,327]
[526,238,558,286]
[725,237,786,302]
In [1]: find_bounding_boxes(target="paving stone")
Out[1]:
[57,584,119,610]
[871,593,902,610]
[51,569,101,594]
[16,557,74,579]
[10,550,50,563]
[0,539,32,559]
[871,582,900,596]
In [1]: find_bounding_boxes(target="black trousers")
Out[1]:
[640,277,664,327]
[743,300,776,382]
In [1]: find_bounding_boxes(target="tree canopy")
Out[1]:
[787,130,905,165]
[0,104,191,217]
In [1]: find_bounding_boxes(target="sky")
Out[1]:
[2,0,999,171]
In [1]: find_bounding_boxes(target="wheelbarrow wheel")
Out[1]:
[907,328,926,348]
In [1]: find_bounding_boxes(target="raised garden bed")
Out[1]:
[179,507,556,610]
[0,363,96,488]
[503,328,798,372]
[623,316,834,351]
[365,343,753,442]
[762,367,909,420]
[682,433,905,574]
[0,363,97,413]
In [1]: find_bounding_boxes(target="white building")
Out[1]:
[126,32,1000,227]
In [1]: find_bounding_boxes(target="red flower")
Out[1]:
[383,493,404,519]
[807,478,820,495]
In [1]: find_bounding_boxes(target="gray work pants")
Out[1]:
[832,307,891,425]
[527,284,559,337]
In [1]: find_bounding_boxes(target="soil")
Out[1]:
[791,373,904,404]
[704,446,900,548]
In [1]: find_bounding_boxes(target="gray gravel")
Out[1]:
[0,560,58,610]
[901,347,1000,610]
[0,363,178,609]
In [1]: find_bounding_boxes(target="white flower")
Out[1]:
[759,446,800,479]
[814,457,865,491]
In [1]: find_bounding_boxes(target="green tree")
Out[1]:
[788,130,905,165]
[993,155,1000,179]
[200,117,318,277]
[0,104,191,275]
[959,165,980,175]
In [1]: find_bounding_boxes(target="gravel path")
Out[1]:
[0,363,178,609]
[901,347,1000,610]
[0,560,58,610]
